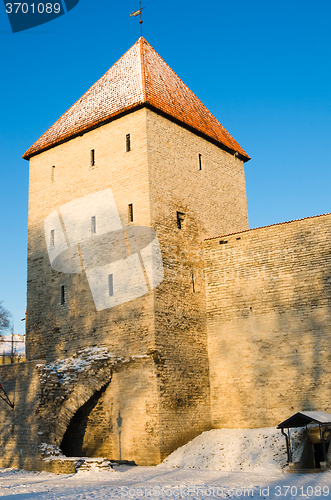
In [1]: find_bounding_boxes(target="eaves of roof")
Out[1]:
[277,411,331,429]
[23,38,250,162]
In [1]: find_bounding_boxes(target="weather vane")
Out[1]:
[130,1,146,37]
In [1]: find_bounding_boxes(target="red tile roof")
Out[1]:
[23,38,250,161]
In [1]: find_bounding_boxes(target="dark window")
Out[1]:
[90,149,95,167]
[198,154,202,170]
[191,271,195,293]
[91,216,96,234]
[128,204,133,222]
[60,285,65,305]
[108,274,113,297]
[50,230,55,247]
[51,165,55,182]
[177,211,186,230]
[126,134,131,152]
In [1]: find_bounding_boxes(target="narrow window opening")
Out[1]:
[126,134,131,152]
[191,271,195,293]
[177,211,186,230]
[108,274,113,297]
[50,230,55,247]
[219,240,228,245]
[128,204,133,222]
[90,149,95,167]
[198,154,202,170]
[91,216,96,234]
[51,165,55,182]
[60,285,65,305]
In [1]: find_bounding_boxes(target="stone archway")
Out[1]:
[35,347,121,452]
[60,382,111,457]
[35,348,155,465]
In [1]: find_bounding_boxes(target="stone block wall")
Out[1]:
[146,110,249,458]
[25,105,249,466]
[59,355,161,465]
[0,351,161,469]
[27,108,154,364]
[107,357,161,465]
[0,361,42,470]
[39,349,161,466]
[204,213,331,429]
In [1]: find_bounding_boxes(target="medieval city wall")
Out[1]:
[0,361,43,470]
[204,213,331,429]
[146,109,249,458]
[0,353,161,470]
[38,352,161,466]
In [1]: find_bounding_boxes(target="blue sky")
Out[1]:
[0,0,330,334]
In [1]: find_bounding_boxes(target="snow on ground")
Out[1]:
[162,428,286,472]
[1,428,331,499]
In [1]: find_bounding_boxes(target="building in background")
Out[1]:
[0,334,25,364]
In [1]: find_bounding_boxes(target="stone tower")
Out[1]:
[23,38,250,465]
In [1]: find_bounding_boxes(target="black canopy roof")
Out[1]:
[277,411,331,429]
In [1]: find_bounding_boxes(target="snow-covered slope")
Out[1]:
[161,427,287,472]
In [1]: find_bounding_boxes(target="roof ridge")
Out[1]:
[142,39,249,159]
[42,38,143,141]
[22,39,143,160]
[140,37,147,101]
[145,39,212,112]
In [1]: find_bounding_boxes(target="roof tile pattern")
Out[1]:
[23,38,250,161]
[143,40,248,159]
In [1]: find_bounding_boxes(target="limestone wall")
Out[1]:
[204,213,331,428]
[0,352,161,469]
[0,361,42,470]
[146,109,249,458]
[27,107,153,363]
[37,349,160,466]
[26,105,249,466]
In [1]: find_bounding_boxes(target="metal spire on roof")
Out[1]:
[130,1,146,37]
